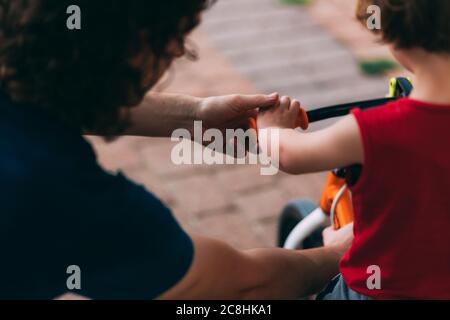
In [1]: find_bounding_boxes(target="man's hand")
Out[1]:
[197,93,279,132]
[123,92,279,141]
[257,96,302,130]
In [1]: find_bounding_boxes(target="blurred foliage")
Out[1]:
[358,59,398,76]
[280,0,312,5]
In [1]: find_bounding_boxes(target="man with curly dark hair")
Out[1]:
[0,0,352,299]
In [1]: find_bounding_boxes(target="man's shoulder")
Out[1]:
[0,127,96,179]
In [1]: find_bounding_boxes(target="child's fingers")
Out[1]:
[280,96,291,111]
[288,99,301,120]
[293,100,309,130]
[290,99,301,113]
[289,99,309,130]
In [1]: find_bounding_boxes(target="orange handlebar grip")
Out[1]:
[248,117,257,131]
[320,173,345,214]
[297,108,309,130]
[319,172,354,229]
[334,195,354,229]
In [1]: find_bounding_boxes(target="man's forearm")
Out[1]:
[242,246,343,299]
[160,234,347,300]
[125,92,201,137]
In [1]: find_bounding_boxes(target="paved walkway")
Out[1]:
[89,0,392,249]
[203,0,388,116]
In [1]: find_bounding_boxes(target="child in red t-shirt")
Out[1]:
[257,0,450,299]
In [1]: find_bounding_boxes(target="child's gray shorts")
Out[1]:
[317,275,372,300]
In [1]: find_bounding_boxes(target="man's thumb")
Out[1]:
[238,93,279,110]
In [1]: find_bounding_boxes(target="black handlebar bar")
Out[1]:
[306,97,397,123]
[306,77,412,123]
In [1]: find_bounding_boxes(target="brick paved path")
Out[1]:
[203,0,388,117]
[89,0,392,249]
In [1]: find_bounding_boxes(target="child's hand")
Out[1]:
[257,96,303,130]
[323,223,354,256]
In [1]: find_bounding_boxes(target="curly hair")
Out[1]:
[0,0,212,135]
[356,0,450,53]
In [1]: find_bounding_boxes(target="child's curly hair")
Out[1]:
[0,0,212,135]
[357,0,450,53]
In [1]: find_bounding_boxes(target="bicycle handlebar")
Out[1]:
[306,97,397,123]
[248,77,412,131]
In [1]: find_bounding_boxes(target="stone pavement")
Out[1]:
[88,0,393,250]
[203,0,388,115]
[309,0,391,59]
[309,0,408,79]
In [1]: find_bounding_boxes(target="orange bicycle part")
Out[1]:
[319,172,354,229]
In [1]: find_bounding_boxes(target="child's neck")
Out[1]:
[409,54,450,105]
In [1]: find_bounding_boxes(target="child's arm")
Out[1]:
[257,96,364,175]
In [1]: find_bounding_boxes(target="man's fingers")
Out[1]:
[235,93,279,110]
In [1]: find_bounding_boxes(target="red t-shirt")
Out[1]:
[340,98,450,299]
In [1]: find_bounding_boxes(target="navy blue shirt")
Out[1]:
[0,93,193,299]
